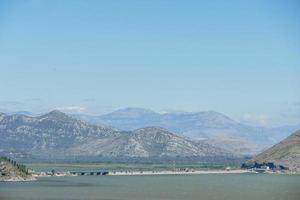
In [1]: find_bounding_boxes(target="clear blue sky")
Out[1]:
[0,0,299,127]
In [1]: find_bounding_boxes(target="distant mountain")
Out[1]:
[0,110,229,159]
[70,127,228,157]
[73,107,300,155]
[0,110,119,154]
[101,107,160,120]
[250,130,300,171]
[7,111,37,117]
[74,107,160,130]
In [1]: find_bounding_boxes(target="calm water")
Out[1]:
[1,174,299,200]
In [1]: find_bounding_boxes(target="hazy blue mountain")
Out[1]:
[0,111,229,159]
[8,111,37,117]
[73,108,299,143]
[73,107,161,130]
[73,107,300,155]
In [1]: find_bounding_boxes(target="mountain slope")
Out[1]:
[70,127,229,157]
[0,110,120,154]
[251,130,300,171]
[74,108,300,155]
[0,111,229,159]
[77,108,298,144]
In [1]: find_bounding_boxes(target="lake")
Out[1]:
[1,174,299,200]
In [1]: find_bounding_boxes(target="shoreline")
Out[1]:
[108,169,251,176]
[0,177,36,182]
[3,169,299,181]
[32,169,252,178]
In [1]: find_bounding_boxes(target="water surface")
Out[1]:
[1,174,299,200]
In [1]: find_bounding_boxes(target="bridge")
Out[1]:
[69,171,109,176]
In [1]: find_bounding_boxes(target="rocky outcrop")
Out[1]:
[0,157,34,181]
[250,130,300,171]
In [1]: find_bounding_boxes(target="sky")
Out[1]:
[0,0,299,127]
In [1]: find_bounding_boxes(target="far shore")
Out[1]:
[3,169,298,181]
[32,169,253,178]
[32,168,300,178]
[109,169,250,176]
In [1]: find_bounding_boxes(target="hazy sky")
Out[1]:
[0,0,299,127]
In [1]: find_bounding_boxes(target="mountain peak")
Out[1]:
[40,110,71,120]
[115,107,156,114]
[101,107,159,119]
[194,111,238,124]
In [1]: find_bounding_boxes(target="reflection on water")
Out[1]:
[1,174,300,200]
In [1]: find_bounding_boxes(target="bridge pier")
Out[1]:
[70,171,109,176]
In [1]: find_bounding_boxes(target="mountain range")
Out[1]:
[0,110,230,159]
[1,108,299,160]
[73,107,300,155]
